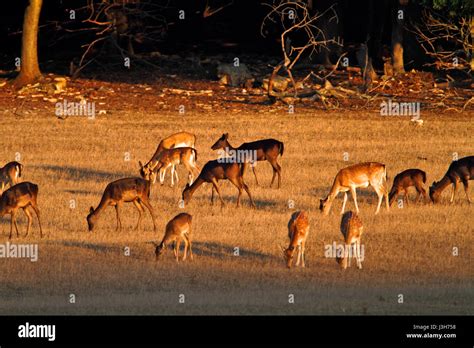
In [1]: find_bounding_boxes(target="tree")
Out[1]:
[418,0,474,71]
[14,0,43,88]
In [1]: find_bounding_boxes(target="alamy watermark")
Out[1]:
[0,242,38,262]
[324,242,365,262]
[380,99,420,119]
[55,99,96,119]
[217,147,258,166]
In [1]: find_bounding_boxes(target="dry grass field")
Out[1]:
[0,108,472,315]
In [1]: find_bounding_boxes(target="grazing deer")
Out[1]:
[139,147,200,187]
[182,160,255,208]
[140,132,196,186]
[430,156,474,204]
[211,133,284,188]
[155,213,193,262]
[337,211,363,269]
[0,182,42,239]
[282,211,310,268]
[87,177,157,232]
[320,162,389,215]
[0,161,23,194]
[389,169,427,206]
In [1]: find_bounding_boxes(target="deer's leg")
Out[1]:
[301,241,306,268]
[170,165,175,187]
[182,237,189,261]
[175,239,181,262]
[174,165,179,185]
[211,178,225,207]
[356,240,362,269]
[229,177,243,207]
[404,189,409,206]
[345,244,351,269]
[173,241,178,258]
[159,167,166,185]
[351,187,360,213]
[419,186,428,203]
[132,200,144,231]
[185,234,193,260]
[250,162,259,186]
[11,210,19,238]
[30,203,43,238]
[461,178,471,203]
[140,198,157,232]
[450,182,458,203]
[374,185,385,215]
[114,204,122,232]
[23,207,33,238]
[269,159,282,189]
[341,192,348,215]
[239,177,255,208]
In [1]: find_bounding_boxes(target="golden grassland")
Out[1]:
[0,109,472,315]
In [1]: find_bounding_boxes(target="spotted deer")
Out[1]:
[337,211,363,269]
[140,132,196,186]
[281,211,310,268]
[320,162,389,215]
[155,212,193,262]
[139,147,200,187]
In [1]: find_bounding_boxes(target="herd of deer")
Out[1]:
[0,130,472,268]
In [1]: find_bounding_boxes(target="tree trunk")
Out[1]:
[14,0,43,88]
[391,0,405,75]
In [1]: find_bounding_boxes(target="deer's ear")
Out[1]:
[224,133,229,139]
[138,161,143,168]
[89,206,94,214]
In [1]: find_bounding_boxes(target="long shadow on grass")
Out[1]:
[188,241,277,262]
[31,164,132,182]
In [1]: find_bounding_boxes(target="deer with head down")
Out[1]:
[182,160,255,208]
[155,212,193,262]
[139,131,196,187]
[389,169,427,206]
[281,211,310,268]
[87,177,157,232]
[430,156,474,204]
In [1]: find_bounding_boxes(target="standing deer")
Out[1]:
[87,177,157,232]
[389,169,427,206]
[139,147,200,187]
[337,211,363,269]
[155,213,193,262]
[319,162,389,215]
[140,131,196,186]
[0,182,42,239]
[211,133,284,188]
[430,156,474,204]
[182,160,255,208]
[281,211,310,268]
[0,161,23,194]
